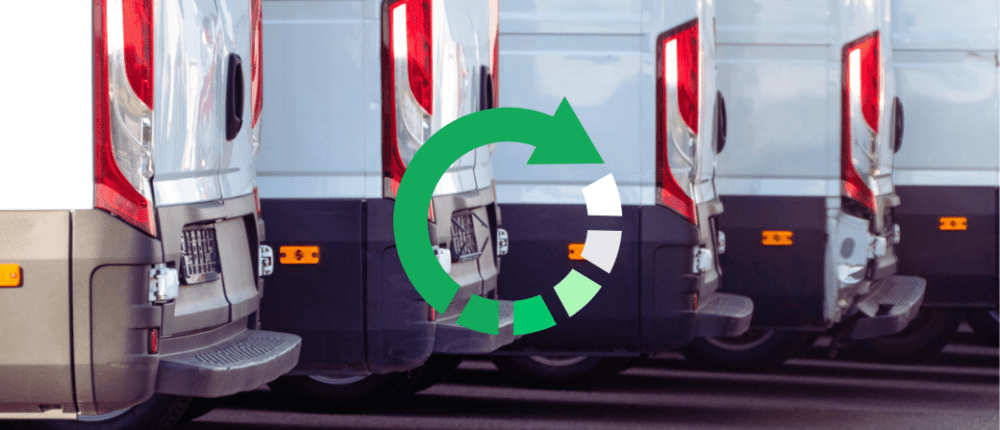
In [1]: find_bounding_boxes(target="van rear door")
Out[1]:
[153,0,261,334]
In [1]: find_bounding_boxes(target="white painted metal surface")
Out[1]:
[494,0,714,207]
[154,0,258,206]
[890,0,1000,187]
[0,2,94,210]
[714,0,901,326]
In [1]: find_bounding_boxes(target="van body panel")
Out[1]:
[714,0,913,329]
[0,212,75,412]
[154,0,257,206]
[258,0,509,375]
[894,186,998,307]
[69,209,162,415]
[258,199,368,373]
[0,2,94,211]
[0,0,298,417]
[716,196,828,329]
[889,0,999,311]
[493,0,749,355]
[493,205,643,353]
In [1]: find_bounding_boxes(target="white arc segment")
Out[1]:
[581,230,622,273]
[582,174,623,217]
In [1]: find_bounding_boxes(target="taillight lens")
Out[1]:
[250,0,263,129]
[122,0,153,108]
[382,0,434,198]
[655,19,699,225]
[94,0,157,236]
[841,31,881,213]
[490,0,499,107]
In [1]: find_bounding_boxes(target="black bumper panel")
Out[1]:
[433,300,517,354]
[156,330,301,397]
[850,275,927,340]
[693,293,754,338]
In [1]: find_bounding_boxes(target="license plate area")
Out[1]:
[180,226,221,284]
[450,212,484,262]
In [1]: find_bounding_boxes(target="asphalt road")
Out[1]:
[182,329,998,430]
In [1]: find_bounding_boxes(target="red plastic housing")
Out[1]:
[94,0,157,236]
[250,0,263,128]
[655,19,699,225]
[406,0,433,115]
[841,32,880,213]
[122,0,154,108]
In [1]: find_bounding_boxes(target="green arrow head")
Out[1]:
[526,98,605,165]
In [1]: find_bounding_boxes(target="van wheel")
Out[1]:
[851,308,963,362]
[268,369,421,412]
[682,330,815,371]
[965,308,999,346]
[408,355,464,394]
[491,356,631,389]
[34,394,191,430]
[174,397,225,425]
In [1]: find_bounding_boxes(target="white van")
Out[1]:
[488,0,754,387]
[853,0,999,359]
[256,0,512,407]
[0,1,300,428]
[682,0,927,369]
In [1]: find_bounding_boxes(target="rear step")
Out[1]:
[433,300,517,354]
[694,293,754,338]
[157,330,301,397]
[850,275,926,340]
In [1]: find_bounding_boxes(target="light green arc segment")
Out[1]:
[554,269,602,317]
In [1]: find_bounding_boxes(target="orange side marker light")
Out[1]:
[939,217,967,231]
[762,231,793,246]
[0,264,22,287]
[279,246,321,265]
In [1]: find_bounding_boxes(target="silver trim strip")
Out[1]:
[892,169,1000,187]
[495,182,647,205]
[715,177,837,197]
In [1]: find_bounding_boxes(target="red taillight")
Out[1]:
[250,0,263,128]
[490,0,499,107]
[675,23,699,134]
[406,0,433,114]
[841,32,880,213]
[122,0,154,108]
[655,19,699,225]
[382,0,435,198]
[95,0,157,236]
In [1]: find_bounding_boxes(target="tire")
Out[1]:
[268,369,422,412]
[408,355,464,394]
[681,330,815,371]
[33,394,191,430]
[965,308,999,346]
[491,356,632,389]
[174,397,225,425]
[851,308,963,363]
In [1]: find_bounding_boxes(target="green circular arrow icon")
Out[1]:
[393,99,620,335]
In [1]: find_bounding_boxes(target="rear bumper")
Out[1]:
[850,275,927,340]
[432,300,517,354]
[692,293,754,338]
[157,330,301,397]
